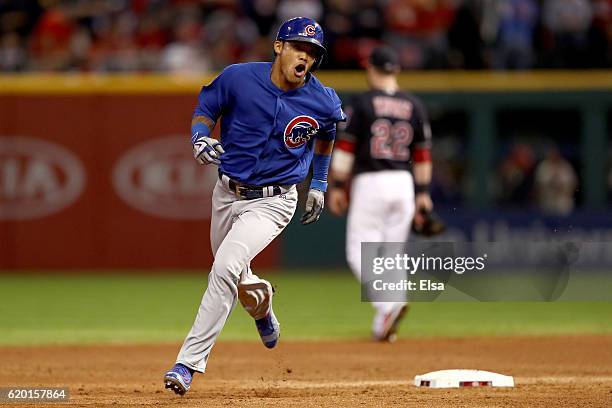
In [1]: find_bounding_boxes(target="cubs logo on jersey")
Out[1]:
[284,115,319,149]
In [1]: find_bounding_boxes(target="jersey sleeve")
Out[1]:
[334,94,367,155]
[411,97,432,149]
[329,88,347,124]
[317,87,347,141]
[193,65,236,124]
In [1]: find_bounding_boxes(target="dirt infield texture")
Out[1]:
[2,336,611,407]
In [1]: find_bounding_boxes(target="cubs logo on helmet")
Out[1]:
[305,25,316,36]
[284,116,319,149]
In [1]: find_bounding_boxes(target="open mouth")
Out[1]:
[294,63,306,78]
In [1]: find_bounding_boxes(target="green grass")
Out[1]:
[0,272,610,345]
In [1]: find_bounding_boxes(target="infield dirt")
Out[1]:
[2,336,611,407]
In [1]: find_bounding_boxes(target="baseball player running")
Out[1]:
[163,17,345,395]
[328,46,434,342]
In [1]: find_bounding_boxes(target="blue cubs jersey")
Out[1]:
[193,62,346,186]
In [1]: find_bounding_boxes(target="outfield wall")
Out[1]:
[1,71,611,269]
[0,93,265,268]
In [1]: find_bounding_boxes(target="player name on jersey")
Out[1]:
[372,96,413,120]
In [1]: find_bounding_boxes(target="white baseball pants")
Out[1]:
[177,179,297,372]
[346,170,415,316]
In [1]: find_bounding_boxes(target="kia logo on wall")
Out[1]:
[0,136,86,220]
[113,136,217,219]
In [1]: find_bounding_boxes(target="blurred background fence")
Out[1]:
[1,71,611,269]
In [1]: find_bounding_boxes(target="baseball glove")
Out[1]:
[412,209,446,237]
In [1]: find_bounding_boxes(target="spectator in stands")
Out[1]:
[354,0,385,40]
[68,25,92,70]
[0,0,43,39]
[135,12,167,71]
[322,0,358,68]
[96,11,141,71]
[492,0,539,70]
[160,14,210,74]
[28,3,76,70]
[534,147,578,215]
[588,0,612,67]
[0,32,27,71]
[0,0,610,72]
[240,0,278,36]
[323,0,385,69]
[497,143,536,206]
[384,0,457,69]
[447,0,485,69]
[200,9,257,70]
[430,137,465,204]
[542,0,594,68]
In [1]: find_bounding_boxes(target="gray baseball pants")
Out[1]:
[176,178,297,372]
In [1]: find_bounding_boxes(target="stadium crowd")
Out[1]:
[0,0,610,72]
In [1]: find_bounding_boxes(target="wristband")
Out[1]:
[310,179,328,192]
[332,179,347,189]
[191,124,211,144]
[414,183,430,194]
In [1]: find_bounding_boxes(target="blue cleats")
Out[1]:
[255,310,280,349]
[163,363,193,395]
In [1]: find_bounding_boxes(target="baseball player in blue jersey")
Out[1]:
[163,17,346,395]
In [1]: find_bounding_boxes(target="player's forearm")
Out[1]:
[413,147,432,193]
[330,133,355,185]
[330,150,353,184]
[413,161,432,186]
[311,139,334,191]
[414,160,434,214]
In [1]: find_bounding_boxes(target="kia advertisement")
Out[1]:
[112,136,217,220]
[0,95,280,269]
[0,137,85,220]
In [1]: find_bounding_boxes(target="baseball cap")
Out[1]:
[369,46,400,73]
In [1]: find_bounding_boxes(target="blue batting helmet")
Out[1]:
[276,17,326,70]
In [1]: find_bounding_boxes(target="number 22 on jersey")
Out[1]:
[369,119,414,161]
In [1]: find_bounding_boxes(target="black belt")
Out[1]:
[219,172,285,200]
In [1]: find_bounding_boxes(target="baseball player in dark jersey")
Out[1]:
[328,46,433,342]
[163,17,346,395]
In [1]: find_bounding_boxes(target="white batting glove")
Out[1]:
[300,189,325,225]
[193,134,225,165]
